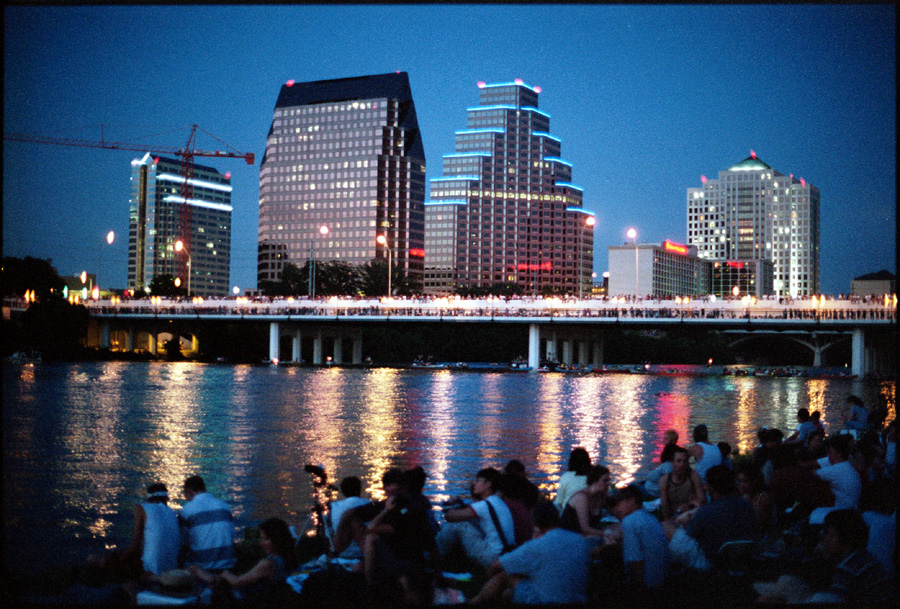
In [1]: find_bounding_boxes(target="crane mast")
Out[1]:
[4,124,254,291]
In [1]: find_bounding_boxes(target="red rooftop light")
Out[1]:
[286,80,295,87]
[477,81,486,89]
[514,78,524,85]
[750,150,757,159]
[701,175,707,184]
[534,86,542,93]
[225,172,231,180]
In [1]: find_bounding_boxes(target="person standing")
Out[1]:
[180,475,236,571]
[687,424,722,483]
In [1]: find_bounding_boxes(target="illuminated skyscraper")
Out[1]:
[257,72,426,291]
[425,80,594,295]
[687,153,820,297]
[127,153,232,296]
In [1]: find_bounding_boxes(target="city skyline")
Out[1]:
[3,4,896,295]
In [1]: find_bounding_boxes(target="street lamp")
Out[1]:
[580,215,595,299]
[96,230,115,299]
[376,234,392,297]
[310,225,329,299]
[175,240,190,296]
[626,227,638,299]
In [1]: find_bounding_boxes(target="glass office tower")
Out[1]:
[258,72,426,291]
[425,80,594,295]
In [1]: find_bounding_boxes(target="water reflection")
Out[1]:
[2,361,894,576]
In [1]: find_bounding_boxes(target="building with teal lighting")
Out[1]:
[425,80,594,295]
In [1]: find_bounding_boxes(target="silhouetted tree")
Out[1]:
[1,256,65,300]
[148,274,185,297]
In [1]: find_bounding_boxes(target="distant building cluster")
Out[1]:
[124,72,832,299]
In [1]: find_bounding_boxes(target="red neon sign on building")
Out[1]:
[663,240,688,255]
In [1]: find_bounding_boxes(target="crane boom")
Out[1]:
[3,131,255,164]
[5,124,254,291]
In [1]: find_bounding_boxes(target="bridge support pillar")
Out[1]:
[291,329,302,363]
[191,334,199,354]
[578,341,588,366]
[100,321,111,349]
[125,327,135,352]
[545,331,557,362]
[562,340,573,365]
[851,328,865,378]
[333,336,343,364]
[352,332,363,365]
[528,324,540,372]
[313,332,323,365]
[148,332,157,356]
[269,322,280,363]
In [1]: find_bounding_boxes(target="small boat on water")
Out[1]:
[5,350,41,365]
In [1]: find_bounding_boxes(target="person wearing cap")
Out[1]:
[608,485,669,591]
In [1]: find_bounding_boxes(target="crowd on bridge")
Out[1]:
[23,392,896,607]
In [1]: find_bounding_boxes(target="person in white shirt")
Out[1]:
[326,476,370,556]
[815,434,862,510]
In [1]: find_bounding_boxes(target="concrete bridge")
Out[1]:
[78,295,896,377]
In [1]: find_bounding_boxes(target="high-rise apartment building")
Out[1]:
[425,80,594,295]
[257,73,426,291]
[687,153,820,297]
[127,153,232,296]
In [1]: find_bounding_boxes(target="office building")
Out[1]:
[128,153,232,296]
[607,240,709,297]
[257,72,426,291]
[687,153,820,297]
[851,270,895,297]
[710,259,774,298]
[425,80,594,295]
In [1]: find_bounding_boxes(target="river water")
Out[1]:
[2,361,894,576]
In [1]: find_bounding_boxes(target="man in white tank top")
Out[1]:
[688,424,723,484]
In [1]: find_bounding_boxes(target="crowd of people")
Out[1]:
[46,392,896,607]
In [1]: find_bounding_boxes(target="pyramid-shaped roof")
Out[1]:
[727,156,772,171]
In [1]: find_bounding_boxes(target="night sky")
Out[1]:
[3,4,895,295]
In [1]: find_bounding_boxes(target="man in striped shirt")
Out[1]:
[180,475,236,571]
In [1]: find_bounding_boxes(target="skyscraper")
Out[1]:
[127,153,232,296]
[257,72,426,291]
[687,153,820,297]
[425,80,594,295]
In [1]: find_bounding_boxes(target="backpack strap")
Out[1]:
[485,497,515,554]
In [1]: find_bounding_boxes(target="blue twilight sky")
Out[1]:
[3,4,896,295]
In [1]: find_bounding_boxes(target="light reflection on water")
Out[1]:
[2,361,894,575]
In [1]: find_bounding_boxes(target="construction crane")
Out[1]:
[4,124,254,285]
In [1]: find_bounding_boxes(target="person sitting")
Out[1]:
[861,481,897,575]
[641,429,679,498]
[667,465,758,572]
[325,476,370,557]
[687,424,722,483]
[498,471,536,547]
[559,465,612,539]
[735,462,775,534]
[785,408,816,445]
[502,459,541,509]
[331,468,403,558]
[607,485,670,591]
[360,467,437,599]
[87,482,181,580]
[810,410,825,434]
[815,509,895,604]
[717,441,734,470]
[844,394,869,433]
[659,447,705,521]
[553,447,591,513]
[468,501,592,605]
[815,433,862,510]
[436,467,516,570]
[180,475,236,571]
[190,517,296,606]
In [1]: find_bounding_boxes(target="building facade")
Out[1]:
[425,80,594,295]
[687,153,820,297]
[257,73,426,291]
[127,153,232,296]
[851,270,896,297]
[709,259,774,298]
[607,240,709,298]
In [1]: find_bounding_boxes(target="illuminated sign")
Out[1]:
[409,248,425,258]
[726,261,745,269]
[663,240,688,255]
[513,262,553,272]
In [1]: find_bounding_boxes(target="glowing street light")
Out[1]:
[175,239,191,296]
[96,230,115,299]
[626,227,638,298]
[376,234,392,297]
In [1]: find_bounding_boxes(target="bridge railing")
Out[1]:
[72,295,897,321]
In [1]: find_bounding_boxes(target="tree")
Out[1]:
[358,259,412,297]
[1,256,65,300]
[148,274,185,297]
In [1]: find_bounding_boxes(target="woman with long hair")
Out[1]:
[559,465,611,537]
[553,447,592,513]
[659,447,705,521]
